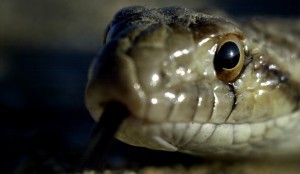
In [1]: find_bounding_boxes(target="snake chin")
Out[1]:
[116,110,300,158]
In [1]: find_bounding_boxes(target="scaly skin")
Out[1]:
[85,6,300,159]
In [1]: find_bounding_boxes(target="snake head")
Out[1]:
[85,6,300,158]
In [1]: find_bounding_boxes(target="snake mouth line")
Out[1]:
[227,83,237,120]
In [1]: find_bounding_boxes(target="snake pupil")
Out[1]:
[214,41,240,70]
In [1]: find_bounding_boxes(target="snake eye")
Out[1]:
[214,34,245,82]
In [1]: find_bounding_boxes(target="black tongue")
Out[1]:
[81,102,129,171]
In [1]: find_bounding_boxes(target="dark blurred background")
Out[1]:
[0,0,299,173]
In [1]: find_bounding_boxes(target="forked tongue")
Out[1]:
[81,102,129,171]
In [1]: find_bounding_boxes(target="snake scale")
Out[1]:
[85,6,300,159]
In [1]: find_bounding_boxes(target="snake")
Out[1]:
[84,6,300,160]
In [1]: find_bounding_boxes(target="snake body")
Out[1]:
[85,6,300,158]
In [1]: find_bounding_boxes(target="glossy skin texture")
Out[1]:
[85,6,300,158]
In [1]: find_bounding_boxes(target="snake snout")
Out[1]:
[85,40,235,125]
[85,40,147,122]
